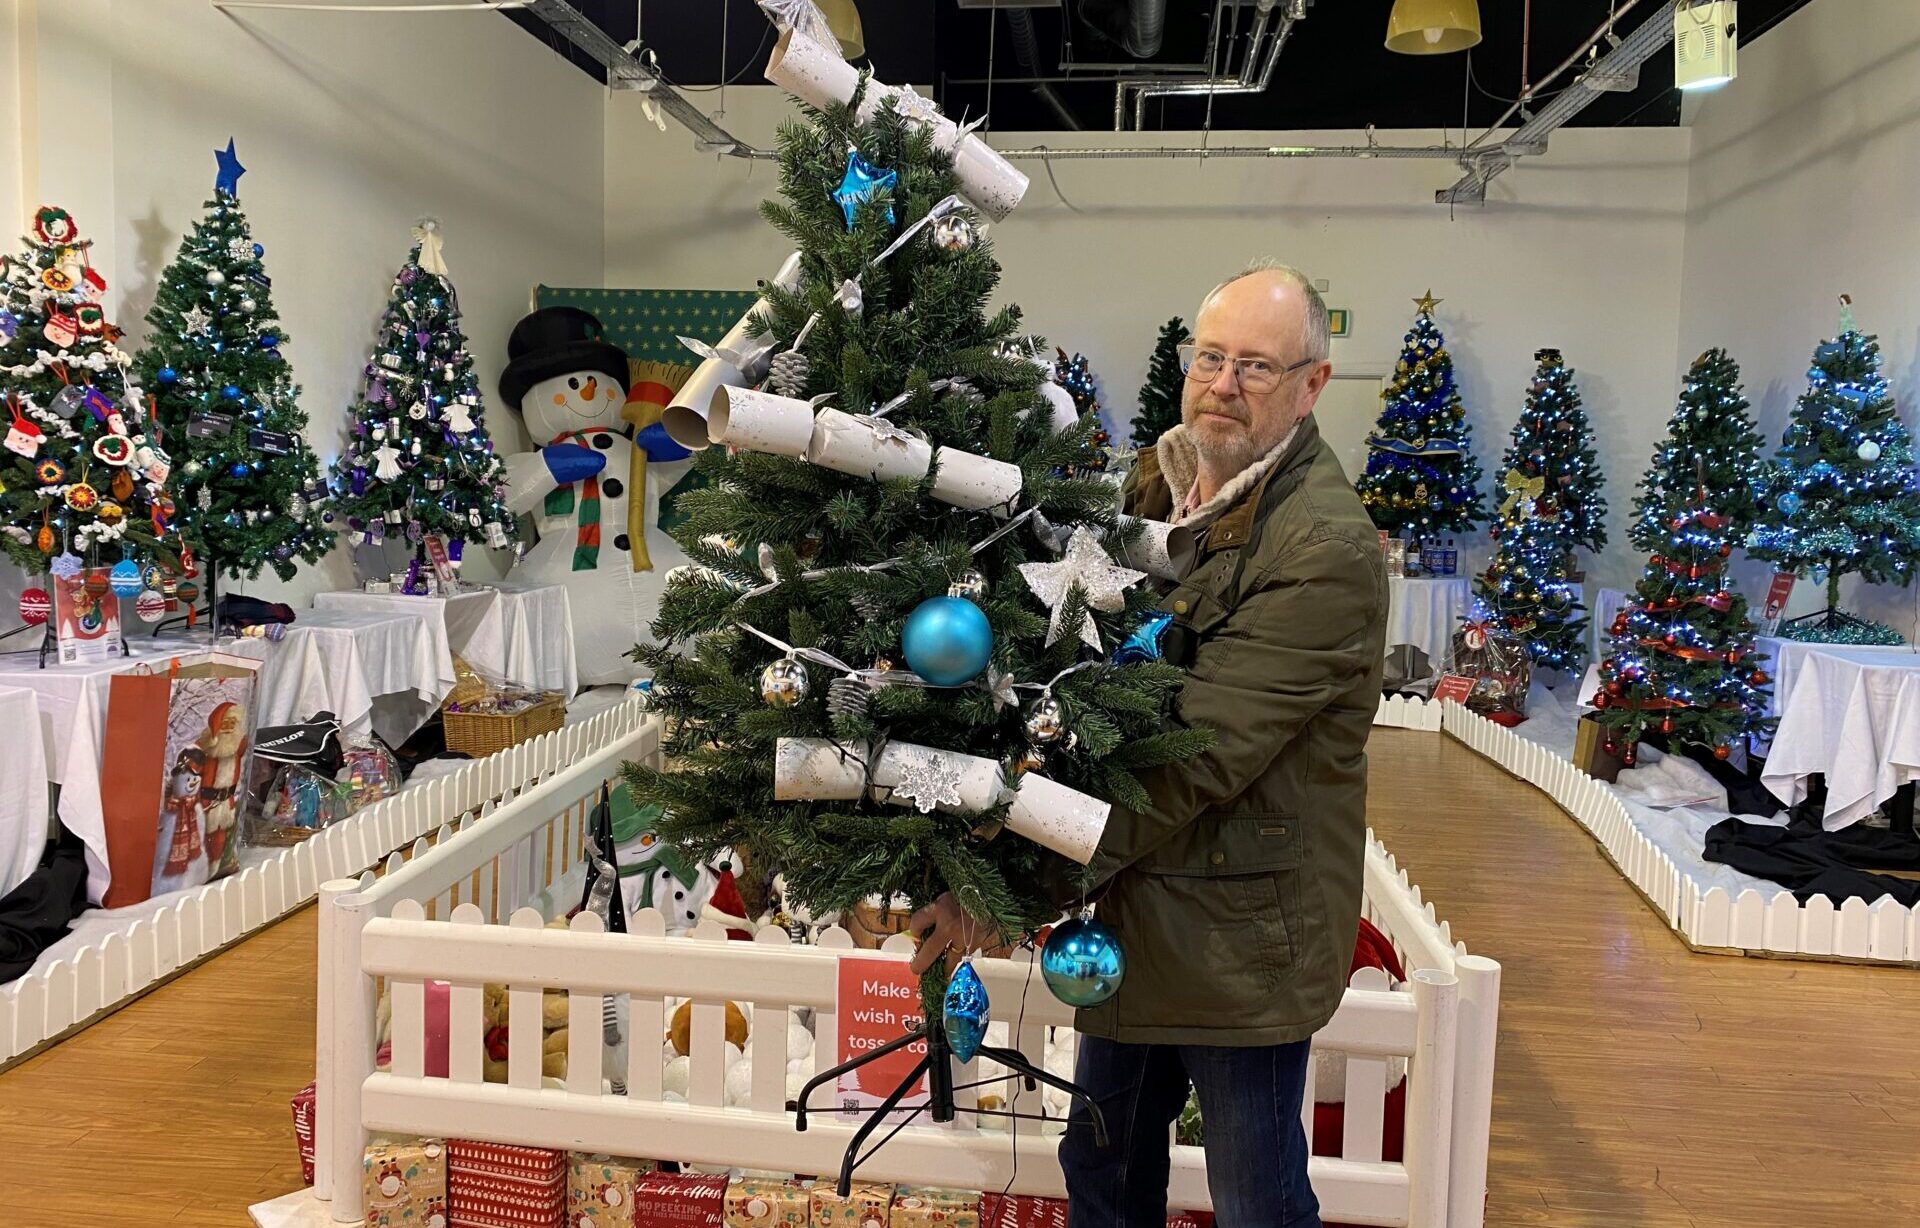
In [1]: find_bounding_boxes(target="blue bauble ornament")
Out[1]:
[832,149,899,230]
[1776,491,1802,515]
[221,384,243,400]
[231,461,251,478]
[902,595,992,686]
[942,959,990,1064]
[109,559,144,598]
[1041,915,1126,1007]
[1809,461,1835,480]
[252,242,264,257]
[1113,611,1173,665]
[157,366,178,385]
[260,333,279,349]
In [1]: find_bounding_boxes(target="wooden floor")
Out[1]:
[0,730,1913,1226]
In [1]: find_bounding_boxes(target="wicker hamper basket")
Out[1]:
[443,694,565,757]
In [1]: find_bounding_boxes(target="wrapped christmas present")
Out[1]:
[979,1195,1067,1228]
[568,1153,661,1227]
[890,1187,981,1228]
[629,1172,729,1228]
[364,1138,448,1228]
[290,1081,316,1186]
[1444,619,1531,724]
[448,1140,567,1228]
[813,1181,893,1228]
[724,1178,811,1227]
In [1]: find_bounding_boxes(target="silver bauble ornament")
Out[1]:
[930,214,978,253]
[760,657,810,708]
[948,569,989,602]
[1024,695,1066,744]
[1858,439,1883,462]
[289,494,309,518]
[238,296,257,313]
[205,269,226,287]
[183,459,203,478]
[261,509,274,522]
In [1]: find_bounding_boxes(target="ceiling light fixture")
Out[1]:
[1385,0,1482,56]
[1674,0,1737,91]
[815,0,864,60]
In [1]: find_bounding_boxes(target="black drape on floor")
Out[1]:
[1704,814,1920,907]
[0,826,89,984]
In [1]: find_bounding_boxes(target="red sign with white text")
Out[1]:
[424,533,456,585]
[834,955,928,1123]
[1432,674,1477,706]
[1763,571,1796,623]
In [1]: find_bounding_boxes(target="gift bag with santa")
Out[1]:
[499,308,694,687]
[150,669,257,893]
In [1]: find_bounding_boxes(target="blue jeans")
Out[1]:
[1060,1036,1320,1228]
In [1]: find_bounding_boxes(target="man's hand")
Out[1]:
[908,893,1001,976]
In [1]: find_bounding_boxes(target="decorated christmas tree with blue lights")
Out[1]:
[1356,292,1485,545]
[135,141,331,582]
[327,221,516,556]
[1055,348,1111,469]
[1747,300,1920,644]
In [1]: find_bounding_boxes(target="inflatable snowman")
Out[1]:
[499,308,692,686]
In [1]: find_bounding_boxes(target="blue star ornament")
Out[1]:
[214,138,247,196]
[832,149,897,230]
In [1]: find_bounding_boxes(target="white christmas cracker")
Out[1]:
[763,26,1029,222]
[710,386,819,458]
[662,250,805,450]
[774,737,1109,864]
[1116,515,1195,582]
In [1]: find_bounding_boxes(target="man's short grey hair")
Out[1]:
[1201,258,1331,363]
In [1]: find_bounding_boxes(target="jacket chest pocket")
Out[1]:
[1141,816,1304,989]
[1159,555,1238,668]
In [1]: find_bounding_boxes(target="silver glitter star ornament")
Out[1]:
[1017,526,1145,651]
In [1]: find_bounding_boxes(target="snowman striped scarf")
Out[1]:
[543,429,603,571]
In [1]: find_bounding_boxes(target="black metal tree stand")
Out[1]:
[795,1017,1108,1197]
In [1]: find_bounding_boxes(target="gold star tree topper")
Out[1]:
[1413,289,1444,315]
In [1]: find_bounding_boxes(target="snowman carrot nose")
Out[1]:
[581,376,598,399]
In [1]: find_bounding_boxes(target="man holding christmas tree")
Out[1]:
[916,262,1386,1226]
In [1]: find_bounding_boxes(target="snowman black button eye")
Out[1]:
[568,376,580,390]
[593,433,614,449]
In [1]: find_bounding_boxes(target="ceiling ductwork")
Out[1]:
[1080,0,1171,59]
[1006,7,1083,130]
[1119,0,1307,130]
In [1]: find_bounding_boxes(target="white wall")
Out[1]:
[607,88,1692,590]
[9,0,606,606]
[1679,0,1920,637]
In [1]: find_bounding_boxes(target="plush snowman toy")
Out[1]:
[500,308,692,686]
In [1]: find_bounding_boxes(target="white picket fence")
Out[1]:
[1437,699,1920,965]
[1375,694,1443,731]
[0,703,652,1070]
[297,714,1500,1228]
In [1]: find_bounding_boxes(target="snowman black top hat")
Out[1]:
[499,306,631,412]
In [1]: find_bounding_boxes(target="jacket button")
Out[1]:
[1173,599,1189,615]
[1209,852,1224,865]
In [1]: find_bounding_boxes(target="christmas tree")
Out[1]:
[1591,493,1770,763]
[1,205,182,574]
[328,221,515,557]
[1501,348,1606,555]
[1054,348,1111,470]
[1474,472,1588,672]
[1355,292,1485,546]
[625,26,1206,1015]
[1747,300,1920,644]
[1629,348,1765,548]
[134,141,330,582]
[1131,316,1189,449]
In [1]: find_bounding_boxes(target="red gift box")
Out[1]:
[630,1172,728,1228]
[979,1195,1067,1228]
[290,1081,316,1186]
[449,1141,568,1228]
[1165,1214,1214,1228]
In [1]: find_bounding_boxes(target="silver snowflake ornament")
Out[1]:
[182,305,212,334]
[227,237,254,261]
[1017,525,1145,651]
[890,748,964,814]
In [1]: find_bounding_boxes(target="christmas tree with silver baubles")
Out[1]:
[1747,299,1920,645]
[1355,292,1486,547]
[134,141,331,582]
[623,2,1206,1022]
[328,221,515,560]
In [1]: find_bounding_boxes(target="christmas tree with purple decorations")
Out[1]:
[1355,291,1486,548]
[327,221,515,557]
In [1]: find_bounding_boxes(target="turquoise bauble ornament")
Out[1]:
[902,596,992,687]
[942,959,990,1063]
[109,558,144,598]
[1041,915,1126,1008]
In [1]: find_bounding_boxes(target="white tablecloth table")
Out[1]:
[1760,644,1920,830]
[217,608,445,747]
[0,642,216,905]
[313,584,578,699]
[0,685,51,899]
[1386,575,1472,670]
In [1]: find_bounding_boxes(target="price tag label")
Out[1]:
[247,427,295,455]
[186,410,235,439]
[1762,571,1796,631]
[1432,674,1477,706]
[423,533,456,584]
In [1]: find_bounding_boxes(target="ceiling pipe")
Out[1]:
[1124,0,1169,57]
[1440,0,1676,202]
[996,141,1490,161]
[1006,7,1083,131]
[1125,0,1304,131]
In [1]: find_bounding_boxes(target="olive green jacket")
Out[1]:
[1075,415,1387,1046]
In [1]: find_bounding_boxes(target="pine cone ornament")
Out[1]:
[827,674,873,720]
[767,349,811,399]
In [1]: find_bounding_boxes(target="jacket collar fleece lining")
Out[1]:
[1149,415,1317,552]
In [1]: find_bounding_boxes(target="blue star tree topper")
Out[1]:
[214,138,247,197]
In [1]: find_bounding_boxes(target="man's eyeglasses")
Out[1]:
[1178,344,1315,394]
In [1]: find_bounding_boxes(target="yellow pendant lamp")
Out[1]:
[1385,0,1482,55]
[816,0,865,60]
